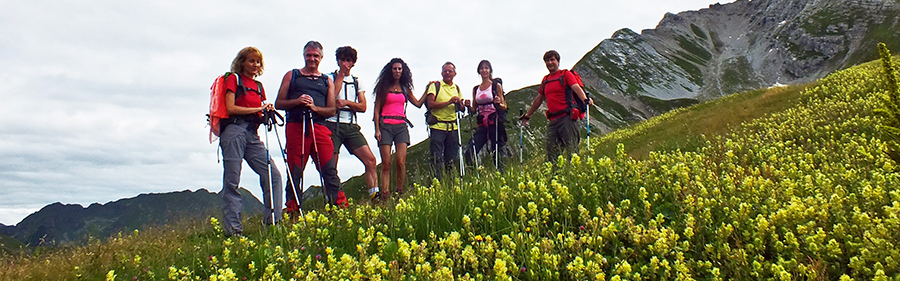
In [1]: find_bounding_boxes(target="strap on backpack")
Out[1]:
[544,70,575,119]
[332,71,360,124]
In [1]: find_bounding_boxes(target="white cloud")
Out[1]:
[0,0,728,225]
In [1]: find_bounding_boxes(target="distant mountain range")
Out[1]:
[0,188,262,247]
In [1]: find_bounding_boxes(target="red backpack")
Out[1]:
[207,72,261,143]
[539,69,588,120]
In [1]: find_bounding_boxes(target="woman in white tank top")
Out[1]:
[464,60,508,171]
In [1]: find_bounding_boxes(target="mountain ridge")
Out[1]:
[1,188,263,247]
[571,0,900,132]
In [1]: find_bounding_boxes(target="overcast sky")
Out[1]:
[0,0,730,225]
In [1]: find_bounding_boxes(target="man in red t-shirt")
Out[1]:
[521,50,592,163]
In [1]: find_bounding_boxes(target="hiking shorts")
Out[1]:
[379,123,409,146]
[329,122,369,153]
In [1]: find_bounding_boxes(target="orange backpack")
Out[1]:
[207,72,261,143]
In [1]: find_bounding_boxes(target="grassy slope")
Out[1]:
[3,59,899,280]
[599,83,809,159]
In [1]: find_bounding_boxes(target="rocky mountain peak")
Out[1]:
[571,0,900,132]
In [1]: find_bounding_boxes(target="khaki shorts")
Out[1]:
[329,122,369,154]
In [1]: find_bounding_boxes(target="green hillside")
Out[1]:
[3,59,899,279]
[0,234,25,255]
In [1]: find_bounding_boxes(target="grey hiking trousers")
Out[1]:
[546,116,580,163]
[220,120,283,234]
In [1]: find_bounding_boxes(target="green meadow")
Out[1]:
[3,56,900,280]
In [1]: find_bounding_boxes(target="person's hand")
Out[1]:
[493,96,502,104]
[375,130,382,143]
[299,95,314,107]
[262,103,275,112]
[463,99,471,107]
[519,113,530,126]
[449,96,460,103]
[336,99,349,108]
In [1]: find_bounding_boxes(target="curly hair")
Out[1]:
[230,46,264,77]
[335,46,357,63]
[373,58,413,106]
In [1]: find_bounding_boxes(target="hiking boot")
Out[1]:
[285,200,302,223]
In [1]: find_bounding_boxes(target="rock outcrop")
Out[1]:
[572,0,900,132]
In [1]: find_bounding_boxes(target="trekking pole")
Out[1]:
[471,112,478,169]
[263,110,276,226]
[586,99,591,149]
[308,110,331,205]
[472,111,481,168]
[456,110,465,177]
[274,121,306,226]
[518,108,523,164]
[299,111,306,209]
[494,111,499,169]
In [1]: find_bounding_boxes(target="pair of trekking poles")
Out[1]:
[466,111,502,170]
[262,109,330,226]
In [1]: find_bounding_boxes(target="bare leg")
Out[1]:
[394,143,408,193]
[379,144,393,195]
[353,145,378,190]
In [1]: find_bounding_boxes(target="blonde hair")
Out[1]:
[230,46,264,77]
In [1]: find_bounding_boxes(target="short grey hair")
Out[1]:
[442,61,456,70]
[304,41,323,51]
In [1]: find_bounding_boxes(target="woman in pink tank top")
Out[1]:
[373,58,425,199]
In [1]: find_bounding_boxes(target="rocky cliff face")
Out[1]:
[573,0,900,132]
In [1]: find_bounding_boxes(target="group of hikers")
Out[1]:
[215,41,591,236]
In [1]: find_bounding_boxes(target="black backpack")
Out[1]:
[332,71,360,124]
[471,78,506,126]
[539,69,589,120]
[425,81,462,126]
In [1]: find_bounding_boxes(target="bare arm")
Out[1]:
[275,71,303,110]
[225,91,268,116]
[468,87,477,113]
[407,88,424,108]
[571,84,592,105]
[373,95,383,130]
[494,84,508,111]
[522,92,544,120]
[425,83,460,109]
[373,94,383,142]
[341,90,367,112]
[335,74,367,113]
